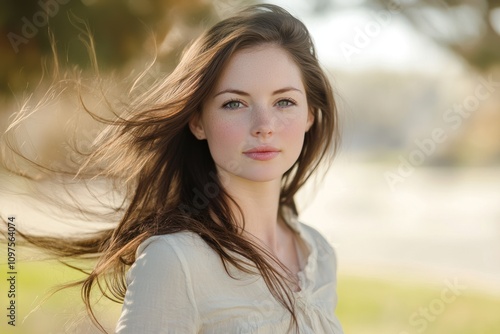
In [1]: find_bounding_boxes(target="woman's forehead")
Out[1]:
[213,45,305,94]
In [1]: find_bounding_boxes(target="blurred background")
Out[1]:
[1,0,499,333]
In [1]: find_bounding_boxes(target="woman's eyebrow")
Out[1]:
[213,89,250,98]
[213,87,303,98]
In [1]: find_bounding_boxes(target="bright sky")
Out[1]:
[268,0,464,73]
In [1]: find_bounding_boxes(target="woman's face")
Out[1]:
[190,44,313,183]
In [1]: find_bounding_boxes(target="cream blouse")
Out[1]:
[115,213,343,333]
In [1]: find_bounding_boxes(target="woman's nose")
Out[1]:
[251,107,275,137]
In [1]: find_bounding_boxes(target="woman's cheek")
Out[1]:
[284,116,308,154]
[207,119,247,156]
[222,118,246,143]
[283,114,307,137]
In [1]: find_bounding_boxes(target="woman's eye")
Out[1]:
[276,99,295,108]
[222,100,244,109]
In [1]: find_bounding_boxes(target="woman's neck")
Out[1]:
[222,174,286,254]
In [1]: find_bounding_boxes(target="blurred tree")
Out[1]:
[382,0,500,71]
[0,0,252,96]
[3,1,497,94]
[310,0,500,71]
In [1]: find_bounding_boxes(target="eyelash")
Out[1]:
[221,98,297,110]
[276,98,297,108]
[222,99,245,110]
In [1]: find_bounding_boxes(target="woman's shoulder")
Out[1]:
[287,210,333,249]
[295,220,338,266]
[135,231,211,261]
[130,231,245,289]
[298,222,331,246]
[284,207,333,248]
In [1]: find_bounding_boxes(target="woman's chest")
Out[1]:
[193,279,338,334]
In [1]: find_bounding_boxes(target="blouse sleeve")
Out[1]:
[115,236,200,333]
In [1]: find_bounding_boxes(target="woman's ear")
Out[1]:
[306,109,315,132]
[189,115,207,140]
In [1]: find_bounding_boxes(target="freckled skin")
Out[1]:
[190,44,314,183]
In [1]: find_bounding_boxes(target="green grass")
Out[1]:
[1,260,499,333]
[1,259,122,334]
[337,275,500,334]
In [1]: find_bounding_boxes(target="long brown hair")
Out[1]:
[1,4,339,333]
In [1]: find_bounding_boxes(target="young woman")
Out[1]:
[2,4,342,333]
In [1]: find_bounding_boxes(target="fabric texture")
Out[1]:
[115,212,343,333]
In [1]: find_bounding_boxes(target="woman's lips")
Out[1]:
[243,146,280,161]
